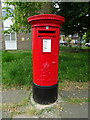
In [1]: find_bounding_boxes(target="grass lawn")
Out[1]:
[2,50,32,86]
[59,46,89,82]
[2,46,89,87]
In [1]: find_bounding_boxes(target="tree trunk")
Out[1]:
[38,2,53,14]
[86,29,90,43]
[78,33,83,50]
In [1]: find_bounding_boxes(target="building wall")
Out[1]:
[17,32,32,50]
[1,33,5,50]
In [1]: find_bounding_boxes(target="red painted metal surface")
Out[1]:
[28,14,65,86]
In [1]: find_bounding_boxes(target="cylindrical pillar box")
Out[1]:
[28,14,64,104]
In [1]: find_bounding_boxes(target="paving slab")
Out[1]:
[1,88,89,119]
[2,89,30,104]
[60,102,88,118]
[12,102,88,118]
[2,110,11,118]
[61,89,88,98]
[12,115,38,118]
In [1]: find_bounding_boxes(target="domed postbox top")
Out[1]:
[27,14,65,27]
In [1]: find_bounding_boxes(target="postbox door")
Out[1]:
[32,27,60,86]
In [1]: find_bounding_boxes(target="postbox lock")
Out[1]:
[52,62,56,64]
[46,26,49,29]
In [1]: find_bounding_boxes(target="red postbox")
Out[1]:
[28,14,64,104]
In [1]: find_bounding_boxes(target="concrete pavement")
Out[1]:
[1,88,88,119]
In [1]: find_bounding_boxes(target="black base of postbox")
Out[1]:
[33,83,58,105]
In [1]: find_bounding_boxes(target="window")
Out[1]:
[2,11,7,17]
[4,34,10,41]
[4,32,16,41]
[2,8,13,17]
[11,32,15,40]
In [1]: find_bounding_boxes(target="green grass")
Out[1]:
[59,47,89,82]
[2,50,32,86]
[2,46,89,87]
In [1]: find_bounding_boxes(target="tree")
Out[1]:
[53,2,90,42]
[2,2,42,33]
[86,29,90,43]
[2,2,53,33]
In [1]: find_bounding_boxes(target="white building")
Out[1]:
[1,2,31,50]
[2,3,17,50]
